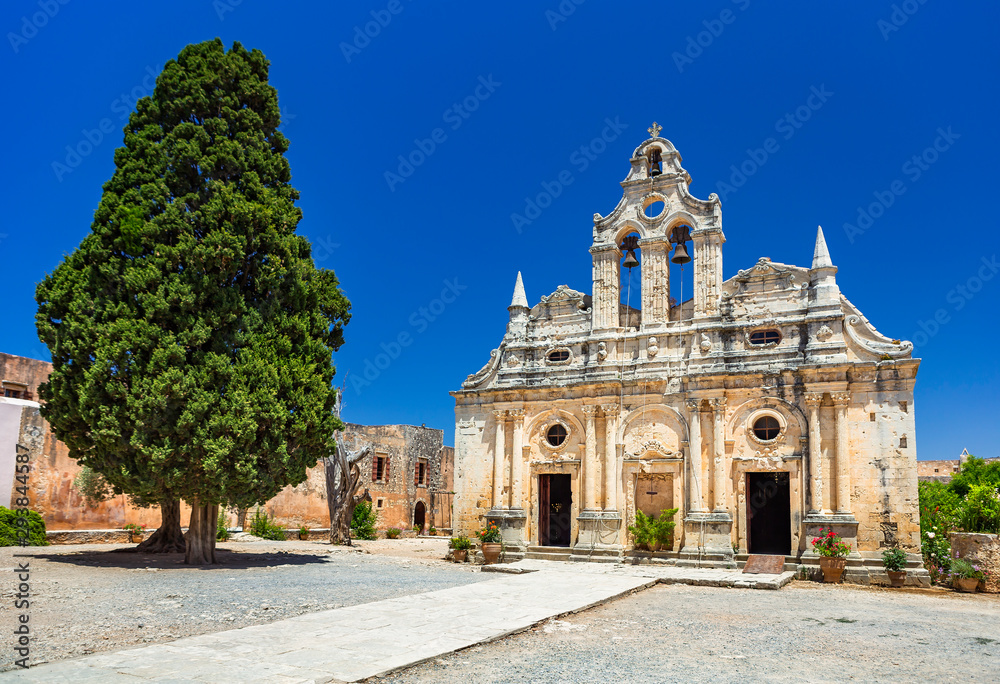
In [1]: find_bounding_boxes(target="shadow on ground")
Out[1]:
[24,547,332,570]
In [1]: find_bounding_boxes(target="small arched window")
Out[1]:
[749,329,781,345]
[546,424,568,447]
[752,416,781,441]
[547,349,570,363]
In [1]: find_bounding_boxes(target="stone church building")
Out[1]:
[452,126,924,581]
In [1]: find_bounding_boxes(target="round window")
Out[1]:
[547,349,570,363]
[546,424,568,447]
[752,415,781,441]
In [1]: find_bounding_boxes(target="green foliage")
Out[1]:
[628,508,678,549]
[0,507,49,547]
[385,527,401,539]
[950,557,987,581]
[881,548,908,572]
[248,508,286,541]
[428,526,437,535]
[949,456,1000,498]
[217,511,230,541]
[449,535,472,550]
[412,525,421,533]
[123,522,146,535]
[298,525,309,536]
[34,39,351,514]
[477,521,502,544]
[956,484,1000,535]
[350,501,377,540]
[73,466,115,508]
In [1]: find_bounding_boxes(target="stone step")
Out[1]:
[525,546,573,561]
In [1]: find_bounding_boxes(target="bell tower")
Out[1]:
[590,124,725,333]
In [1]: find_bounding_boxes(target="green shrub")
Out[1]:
[385,527,401,539]
[450,535,472,550]
[248,508,286,541]
[412,524,421,533]
[881,548,907,572]
[73,466,114,508]
[217,510,231,541]
[628,508,678,549]
[351,501,378,540]
[957,484,1000,534]
[0,506,49,547]
[428,526,437,535]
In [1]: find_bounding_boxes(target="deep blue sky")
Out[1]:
[2,1,997,458]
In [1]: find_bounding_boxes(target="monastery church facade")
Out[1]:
[452,126,924,579]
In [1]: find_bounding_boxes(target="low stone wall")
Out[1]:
[950,532,1000,593]
[47,529,137,544]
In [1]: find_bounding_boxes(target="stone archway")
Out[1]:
[413,501,426,532]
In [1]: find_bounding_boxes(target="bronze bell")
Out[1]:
[648,148,663,177]
[620,235,640,269]
[671,241,691,264]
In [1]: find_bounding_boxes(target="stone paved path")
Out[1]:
[1,563,791,683]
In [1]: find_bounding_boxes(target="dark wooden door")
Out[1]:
[540,474,572,547]
[746,472,791,555]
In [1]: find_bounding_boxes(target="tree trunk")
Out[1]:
[185,500,218,565]
[236,507,248,530]
[135,500,186,553]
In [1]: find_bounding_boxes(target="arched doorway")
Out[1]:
[413,501,426,532]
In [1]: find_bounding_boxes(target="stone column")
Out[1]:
[581,405,599,510]
[600,403,619,511]
[710,397,728,513]
[509,409,525,510]
[639,239,670,326]
[591,247,620,331]
[832,393,851,514]
[805,393,824,514]
[492,409,506,509]
[686,399,706,513]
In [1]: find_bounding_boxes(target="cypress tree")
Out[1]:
[35,39,350,564]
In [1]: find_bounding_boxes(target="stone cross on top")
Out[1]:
[647,121,662,138]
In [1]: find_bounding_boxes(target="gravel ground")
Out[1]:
[0,537,483,672]
[383,581,1000,683]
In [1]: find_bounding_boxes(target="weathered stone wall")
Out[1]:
[950,532,1000,593]
[2,352,451,535]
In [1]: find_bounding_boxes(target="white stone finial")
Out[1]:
[648,121,662,139]
[812,225,833,269]
[510,271,528,309]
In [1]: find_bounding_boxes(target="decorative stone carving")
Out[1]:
[699,333,713,354]
[505,353,520,367]
[830,392,851,406]
[647,337,659,358]
[597,342,608,361]
[816,324,834,342]
[845,315,914,359]
[464,348,502,388]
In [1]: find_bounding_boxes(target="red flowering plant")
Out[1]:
[123,523,146,535]
[478,522,502,544]
[811,528,850,558]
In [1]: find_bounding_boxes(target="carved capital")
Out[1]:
[710,397,727,413]
[686,399,702,412]
[581,405,600,418]
[492,409,507,421]
[804,392,824,408]
[830,392,851,406]
[599,403,619,417]
[507,408,525,420]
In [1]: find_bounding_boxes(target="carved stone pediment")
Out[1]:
[540,285,587,303]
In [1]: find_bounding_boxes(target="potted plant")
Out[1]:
[812,528,850,583]
[477,522,503,564]
[428,526,437,536]
[124,523,146,544]
[950,557,986,593]
[450,535,472,562]
[298,525,309,541]
[385,527,401,539]
[881,548,908,587]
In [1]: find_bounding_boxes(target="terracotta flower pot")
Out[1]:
[480,542,502,565]
[887,570,907,588]
[453,549,468,563]
[298,533,308,541]
[819,557,846,583]
[954,577,979,593]
[129,533,143,544]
